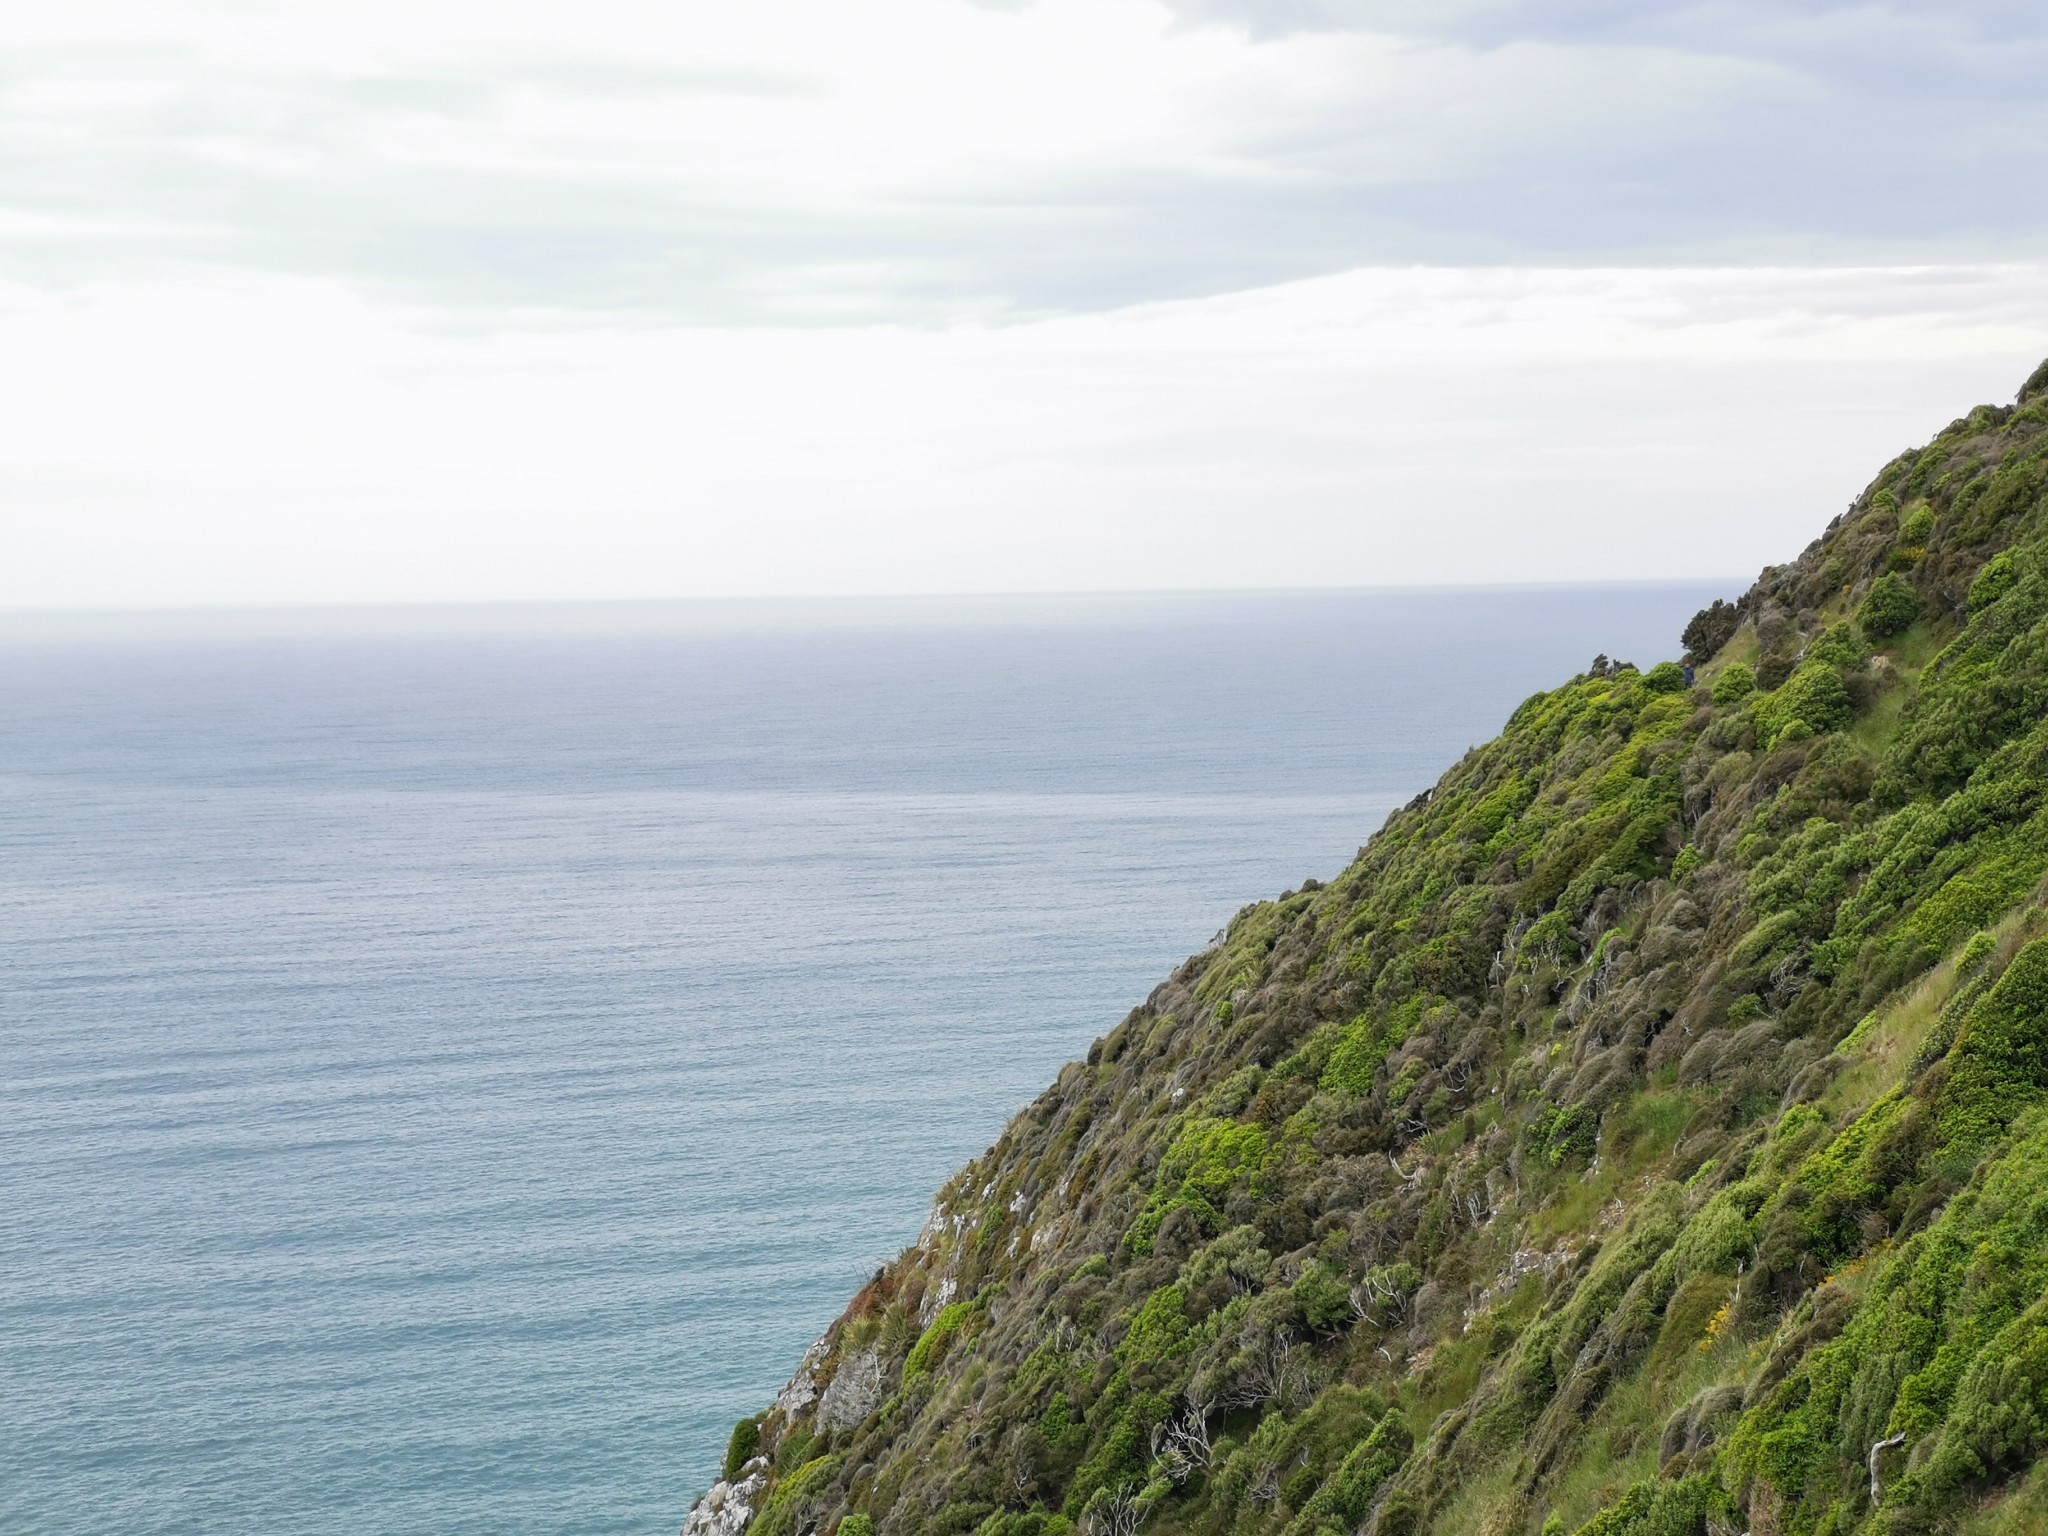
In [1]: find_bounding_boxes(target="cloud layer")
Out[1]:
[3,3,2044,607]
[6,0,2046,320]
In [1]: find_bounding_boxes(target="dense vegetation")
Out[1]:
[684,359,2048,1536]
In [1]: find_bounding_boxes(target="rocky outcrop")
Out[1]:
[679,1462,765,1536]
[815,1348,883,1434]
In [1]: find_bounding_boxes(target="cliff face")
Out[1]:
[686,359,2048,1536]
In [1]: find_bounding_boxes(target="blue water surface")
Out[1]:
[0,585,1726,1535]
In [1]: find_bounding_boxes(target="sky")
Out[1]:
[2,0,2046,609]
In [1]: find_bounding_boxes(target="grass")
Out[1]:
[1851,675,1911,753]
[1825,900,2048,1123]
[1529,1159,1624,1245]
[1958,1458,2048,1535]
[1822,958,1959,1121]
[1534,1319,1755,1536]
[1426,1457,1524,1536]
[1526,1097,1688,1247]
[1604,1091,1693,1171]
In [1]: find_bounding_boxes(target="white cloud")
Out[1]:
[3,0,2043,319]
[1,2,2043,608]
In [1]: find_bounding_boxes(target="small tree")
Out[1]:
[1859,573,1920,639]
[1711,663,1756,707]
[1682,598,1740,665]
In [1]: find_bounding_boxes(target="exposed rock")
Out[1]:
[679,1463,764,1536]
[771,1337,827,1420]
[815,1348,883,1433]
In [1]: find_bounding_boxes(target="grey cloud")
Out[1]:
[1164,1,2048,101]
[1,11,2045,324]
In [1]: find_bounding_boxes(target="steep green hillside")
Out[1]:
[683,360,2048,1536]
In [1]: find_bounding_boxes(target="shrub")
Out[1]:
[1530,1104,1598,1167]
[1125,1117,1270,1254]
[1121,1286,1190,1365]
[838,1518,874,1536]
[1292,1261,1352,1332]
[1860,572,1921,639]
[1062,1406,1148,1518]
[1681,599,1740,666]
[754,1455,843,1536]
[1682,599,1740,666]
[1711,663,1756,706]
[1971,551,2018,610]
[1286,1411,1410,1531]
[724,1417,763,1481]
[905,1302,973,1380]
[1642,661,1688,694]
[1757,662,1853,744]
[1570,1475,1730,1536]
[1726,993,1766,1023]
[1938,938,2048,1149]
[1320,1011,1410,1097]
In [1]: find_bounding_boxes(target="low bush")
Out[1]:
[1860,572,1921,639]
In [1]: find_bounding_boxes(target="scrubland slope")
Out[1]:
[687,359,2048,1536]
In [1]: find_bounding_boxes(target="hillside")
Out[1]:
[683,358,2048,1536]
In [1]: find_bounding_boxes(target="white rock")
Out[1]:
[921,1275,959,1323]
[773,1337,830,1420]
[679,1467,765,1536]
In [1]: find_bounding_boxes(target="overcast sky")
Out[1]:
[3,0,2046,608]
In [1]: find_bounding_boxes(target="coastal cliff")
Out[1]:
[686,359,2048,1536]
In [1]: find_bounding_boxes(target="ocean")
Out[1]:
[0,585,1727,1535]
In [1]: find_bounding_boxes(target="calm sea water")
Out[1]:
[0,586,1725,1535]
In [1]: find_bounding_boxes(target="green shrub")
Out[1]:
[1121,1285,1190,1365]
[1938,938,2048,1149]
[1283,1411,1410,1533]
[1642,661,1688,694]
[724,1416,762,1481]
[1860,572,1921,638]
[838,1518,874,1536]
[1126,1117,1270,1254]
[905,1302,973,1380]
[1062,1405,1148,1518]
[1529,1104,1598,1167]
[1292,1261,1352,1331]
[1757,661,1852,744]
[1711,663,1756,706]
[754,1455,843,1536]
[1972,551,2019,610]
[1320,1010,1413,1097]
[1569,1475,1730,1536]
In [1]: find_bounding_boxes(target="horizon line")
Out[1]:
[0,579,1747,643]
